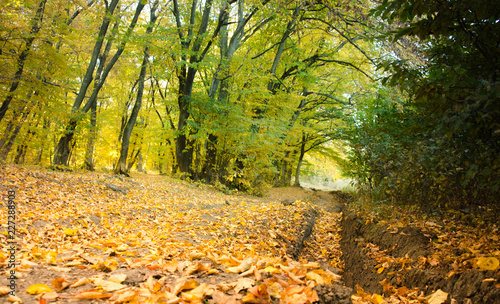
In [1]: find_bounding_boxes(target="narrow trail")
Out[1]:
[1,167,498,303]
[0,167,352,303]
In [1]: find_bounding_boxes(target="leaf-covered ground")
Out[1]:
[0,166,499,303]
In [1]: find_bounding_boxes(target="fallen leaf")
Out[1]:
[0,286,10,295]
[226,258,253,273]
[234,278,255,293]
[63,228,78,236]
[477,257,499,271]
[181,283,210,301]
[263,266,280,274]
[372,293,384,304]
[212,290,238,304]
[108,273,127,283]
[426,289,448,304]
[91,278,126,292]
[70,277,90,288]
[51,278,70,292]
[8,294,22,303]
[38,291,58,301]
[108,288,140,303]
[72,290,113,299]
[173,279,198,295]
[185,262,210,275]
[26,284,53,295]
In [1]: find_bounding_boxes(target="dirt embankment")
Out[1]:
[340,213,500,304]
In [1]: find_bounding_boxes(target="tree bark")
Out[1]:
[115,0,157,175]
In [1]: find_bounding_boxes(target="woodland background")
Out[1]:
[1,0,498,210]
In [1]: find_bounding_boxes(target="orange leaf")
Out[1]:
[72,290,113,299]
[51,277,70,292]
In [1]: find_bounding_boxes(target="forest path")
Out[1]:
[2,167,497,304]
[0,167,352,303]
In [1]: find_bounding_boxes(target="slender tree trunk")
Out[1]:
[53,0,145,167]
[34,118,50,164]
[294,133,306,186]
[84,17,119,171]
[0,111,29,160]
[115,1,156,175]
[52,0,119,166]
[126,148,141,171]
[136,150,144,172]
[0,121,15,151]
[14,128,35,164]
[0,0,46,123]
[84,100,97,170]
[115,56,146,175]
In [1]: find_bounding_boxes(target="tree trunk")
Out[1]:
[84,99,97,170]
[83,17,119,171]
[52,118,78,166]
[53,0,145,166]
[172,0,215,176]
[34,119,50,165]
[0,0,47,123]
[0,117,27,161]
[14,129,35,164]
[114,55,146,175]
[136,150,144,172]
[114,1,156,175]
[294,133,306,187]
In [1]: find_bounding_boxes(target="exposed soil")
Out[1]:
[340,213,500,304]
[274,185,499,303]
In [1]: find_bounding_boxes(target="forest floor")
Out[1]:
[0,166,498,304]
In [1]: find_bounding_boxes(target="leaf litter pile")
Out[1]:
[0,166,499,303]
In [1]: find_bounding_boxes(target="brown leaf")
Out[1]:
[51,278,70,292]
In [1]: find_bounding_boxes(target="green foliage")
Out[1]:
[346,0,499,210]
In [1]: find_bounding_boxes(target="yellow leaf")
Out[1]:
[173,279,199,295]
[242,292,260,303]
[377,267,384,274]
[263,266,280,274]
[372,293,384,304]
[108,274,127,283]
[302,262,320,268]
[477,257,499,271]
[306,271,329,285]
[426,289,448,304]
[26,283,53,294]
[63,228,78,236]
[91,278,125,292]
